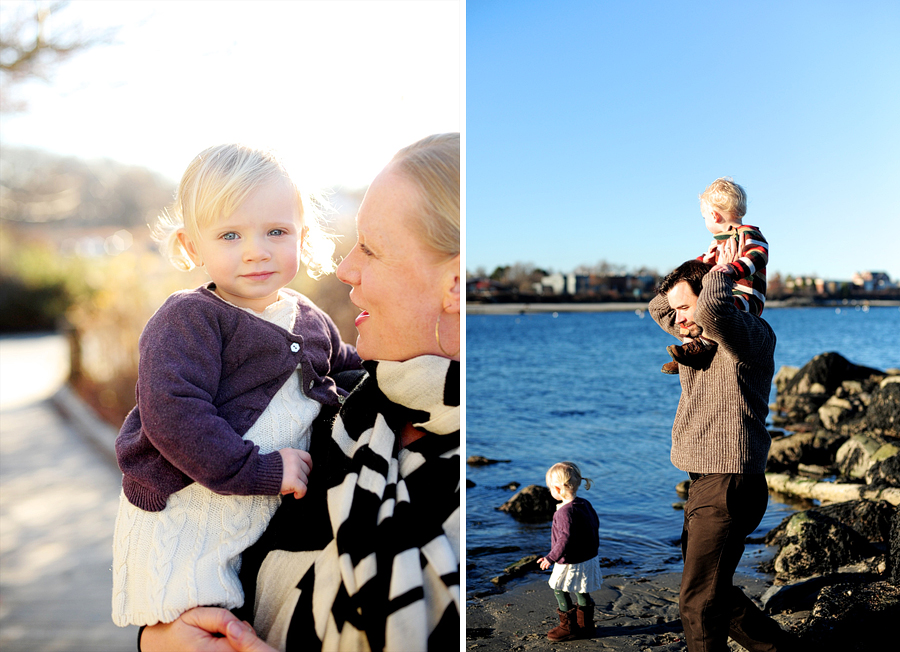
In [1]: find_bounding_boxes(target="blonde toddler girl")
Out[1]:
[537,461,603,641]
[111,144,361,627]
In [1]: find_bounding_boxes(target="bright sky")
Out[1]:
[466,1,900,281]
[0,0,460,191]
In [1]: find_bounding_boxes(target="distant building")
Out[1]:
[851,271,894,291]
[537,273,576,295]
[467,278,508,298]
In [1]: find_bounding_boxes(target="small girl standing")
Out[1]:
[111,144,361,627]
[537,461,602,641]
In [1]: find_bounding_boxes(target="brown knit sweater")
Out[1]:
[649,272,775,474]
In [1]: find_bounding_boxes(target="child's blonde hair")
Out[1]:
[546,462,593,499]
[154,143,335,277]
[699,177,747,218]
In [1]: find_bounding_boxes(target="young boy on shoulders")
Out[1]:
[661,177,769,374]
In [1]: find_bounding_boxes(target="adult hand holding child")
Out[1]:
[142,608,276,652]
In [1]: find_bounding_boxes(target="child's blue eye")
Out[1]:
[269,228,286,236]
[222,232,239,240]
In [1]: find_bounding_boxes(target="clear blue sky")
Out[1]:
[466,1,900,281]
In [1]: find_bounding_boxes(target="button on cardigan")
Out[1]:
[115,285,361,512]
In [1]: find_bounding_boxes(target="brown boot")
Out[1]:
[661,360,680,374]
[547,607,579,642]
[576,603,595,638]
[666,339,717,370]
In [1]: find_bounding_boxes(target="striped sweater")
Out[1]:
[649,272,775,474]
[698,224,768,316]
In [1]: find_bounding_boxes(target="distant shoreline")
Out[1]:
[466,299,900,315]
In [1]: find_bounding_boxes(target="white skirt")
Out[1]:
[549,556,603,594]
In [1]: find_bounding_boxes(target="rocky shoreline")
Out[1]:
[466,352,900,651]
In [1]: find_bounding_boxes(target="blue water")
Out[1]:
[465,306,900,596]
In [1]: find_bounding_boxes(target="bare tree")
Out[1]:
[0,0,116,112]
[631,265,659,278]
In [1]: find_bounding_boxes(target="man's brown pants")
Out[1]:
[680,473,791,652]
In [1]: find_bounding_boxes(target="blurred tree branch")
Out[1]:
[0,0,117,112]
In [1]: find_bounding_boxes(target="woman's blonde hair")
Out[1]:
[699,177,747,218]
[154,143,335,277]
[390,133,460,259]
[546,461,593,499]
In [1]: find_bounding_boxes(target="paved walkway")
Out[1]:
[0,334,135,651]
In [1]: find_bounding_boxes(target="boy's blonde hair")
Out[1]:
[154,143,335,277]
[390,133,460,259]
[546,461,593,499]
[699,177,747,218]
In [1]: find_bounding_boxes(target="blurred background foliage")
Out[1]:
[1,2,365,429]
[1,145,364,428]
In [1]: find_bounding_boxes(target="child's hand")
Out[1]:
[538,557,552,571]
[278,448,312,499]
[713,232,744,269]
[710,263,735,275]
[702,242,718,264]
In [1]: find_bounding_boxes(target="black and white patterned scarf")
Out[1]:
[238,356,460,651]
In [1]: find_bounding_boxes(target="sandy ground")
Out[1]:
[466,572,807,651]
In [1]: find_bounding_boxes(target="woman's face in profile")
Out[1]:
[337,166,449,362]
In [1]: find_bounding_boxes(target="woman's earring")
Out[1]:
[435,312,459,358]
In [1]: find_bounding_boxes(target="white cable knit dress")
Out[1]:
[111,295,322,627]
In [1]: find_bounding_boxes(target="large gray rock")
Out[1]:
[773,510,875,581]
[766,432,814,472]
[775,393,830,424]
[834,433,885,479]
[799,581,900,651]
[861,382,900,434]
[814,499,895,544]
[818,395,856,430]
[810,430,851,465]
[762,572,878,614]
[767,500,894,548]
[767,429,850,473]
[497,484,557,522]
[865,447,900,487]
[774,365,800,394]
[781,352,882,398]
[774,352,883,426]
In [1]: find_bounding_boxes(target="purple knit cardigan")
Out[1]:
[115,285,361,511]
[545,497,601,565]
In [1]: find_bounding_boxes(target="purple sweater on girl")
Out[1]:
[115,284,361,512]
[545,497,600,564]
